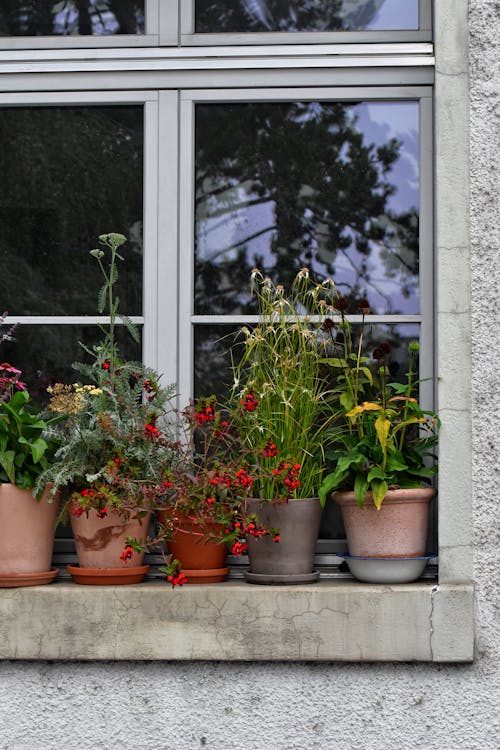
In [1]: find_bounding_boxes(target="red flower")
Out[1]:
[102,359,111,370]
[144,422,162,440]
[71,505,85,517]
[120,545,134,563]
[263,440,278,458]
[193,398,216,425]
[235,467,253,488]
[96,507,108,519]
[168,572,188,587]
[232,540,248,556]
[240,391,259,412]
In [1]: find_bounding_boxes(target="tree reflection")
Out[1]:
[0,106,143,316]
[195,102,419,316]
[0,1,144,36]
[196,0,397,33]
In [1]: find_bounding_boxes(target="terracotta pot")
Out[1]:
[244,497,322,584]
[70,507,151,570]
[0,483,59,583]
[333,487,437,558]
[158,512,229,584]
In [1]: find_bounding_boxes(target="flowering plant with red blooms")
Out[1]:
[230,269,339,501]
[148,396,289,567]
[36,234,177,526]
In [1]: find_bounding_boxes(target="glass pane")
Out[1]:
[194,323,420,402]
[0,1,144,36]
[0,324,142,405]
[0,106,143,315]
[195,101,420,316]
[195,1,419,33]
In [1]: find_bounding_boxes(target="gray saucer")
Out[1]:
[244,571,320,585]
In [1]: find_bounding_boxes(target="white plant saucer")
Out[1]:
[337,554,434,583]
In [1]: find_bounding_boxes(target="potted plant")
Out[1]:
[152,396,259,584]
[0,316,63,586]
[318,298,440,583]
[37,233,176,585]
[229,269,337,584]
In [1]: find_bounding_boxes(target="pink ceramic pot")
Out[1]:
[333,487,436,558]
[70,507,151,569]
[0,483,58,575]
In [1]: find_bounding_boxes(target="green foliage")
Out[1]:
[0,389,62,490]
[319,306,439,510]
[36,233,177,514]
[231,269,337,499]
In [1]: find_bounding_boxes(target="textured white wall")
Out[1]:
[1,2,499,748]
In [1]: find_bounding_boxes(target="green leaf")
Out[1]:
[367,466,386,482]
[97,282,108,313]
[339,391,353,412]
[371,478,388,510]
[30,438,48,464]
[119,314,140,343]
[354,474,369,508]
[321,357,348,369]
[359,367,373,385]
[0,450,15,483]
[319,468,347,506]
[386,455,408,472]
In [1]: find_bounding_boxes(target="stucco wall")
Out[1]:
[0,2,499,748]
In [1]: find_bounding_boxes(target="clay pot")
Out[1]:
[333,487,437,558]
[0,483,59,585]
[70,507,151,571]
[158,512,229,584]
[244,497,322,584]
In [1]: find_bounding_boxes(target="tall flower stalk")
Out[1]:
[231,269,338,500]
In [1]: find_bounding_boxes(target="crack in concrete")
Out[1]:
[429,584,439,660]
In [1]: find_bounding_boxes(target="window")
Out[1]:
[0,0,474,662]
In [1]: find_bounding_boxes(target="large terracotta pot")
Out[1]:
[158,512,228,584]
[69,507,151,584]
[0,483,59,586]
[333,487,437,558]
[244,497,322,584]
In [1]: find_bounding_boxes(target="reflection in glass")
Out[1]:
[194,323,420,402]
[196,0,419,33]
[0,1,144,36]
[1,325,142,406]
[195,101,420,316]
[0,106,143,315]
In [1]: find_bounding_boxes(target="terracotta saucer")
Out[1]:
[0,568,59,588]
[180,567,229,584]
[67,564,149,585]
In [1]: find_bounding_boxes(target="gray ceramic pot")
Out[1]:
[244,497,322,584]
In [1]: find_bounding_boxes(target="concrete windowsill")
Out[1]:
[0,580,474,662]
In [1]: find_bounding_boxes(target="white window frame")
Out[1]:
[178,85,434,410]
[0,0,474,662]
[0,0,179,49]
